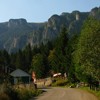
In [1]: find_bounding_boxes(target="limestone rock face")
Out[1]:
[0,7,99,52]
[90,7,100,19]
[8,18,27,27]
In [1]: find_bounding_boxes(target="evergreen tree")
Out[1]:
[68,35,79,83]
[15,50,24,69]
[0,50,10,67]
[23,44,32,71]
[2,50,10,66]
[48,27,70,74]
[30,54,47,78]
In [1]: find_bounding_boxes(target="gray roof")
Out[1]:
[10,69,30,77]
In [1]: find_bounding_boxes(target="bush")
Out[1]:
[69,83,76,88]
[0,83,19,100]
[32,89,43,96]
[0,93,10,100]
[5,87,19,100]
[52,78,68,86]
[0,83,43,100]
[17,88,43,100]
[81,87,100,100]
[18,89,32,100]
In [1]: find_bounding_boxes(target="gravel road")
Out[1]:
[34,87,98,100]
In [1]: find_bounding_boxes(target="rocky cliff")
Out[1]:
[0,7,100,52]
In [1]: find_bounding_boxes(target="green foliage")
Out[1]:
[0,83,19,100]
[52,78,68,86]
[15,50,24,69]
[17,88,43,100]
[10,44,33,71]
[30,54,47,78]
[0,50,10,67]
[48,49,59,72]
[67,35,79,83]
[0,83,43,100]
[74,18,100,82]
[48,27,70,74]
[23,44,32,71]
[5,87,19,100]
[80,87,100,100]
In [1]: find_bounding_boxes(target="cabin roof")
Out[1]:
[10,69,30,77]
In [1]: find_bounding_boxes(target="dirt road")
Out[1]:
[34,87,98,100]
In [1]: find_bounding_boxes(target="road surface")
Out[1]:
[34,87,98,100]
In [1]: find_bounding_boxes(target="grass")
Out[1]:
[52,77,68,87]
[17,88,43,100]
[0,83,43,100]
[80,86,100,100]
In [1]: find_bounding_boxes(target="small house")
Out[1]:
[10,69,31,84]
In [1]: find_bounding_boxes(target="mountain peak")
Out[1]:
[8,18,27,27]
[90,7,100,19]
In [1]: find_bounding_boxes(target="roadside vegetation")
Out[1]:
[52,78,68,87]
[80,87,100,100]
[0,83,43,100]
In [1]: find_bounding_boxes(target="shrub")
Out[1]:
[0,93,10,100]
[0,83,43,100]
[5,87,19,100]
[18,89,32,100]
[17,88,43,100]
[52,78,68,86]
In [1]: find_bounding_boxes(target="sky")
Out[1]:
[0,0,100,22]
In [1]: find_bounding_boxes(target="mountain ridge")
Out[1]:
[0,7,100,52]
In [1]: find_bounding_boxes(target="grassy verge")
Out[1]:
[0,83,43,100]
[80,87,100,100]
[51,78,68,87]
[17,88,43,100]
